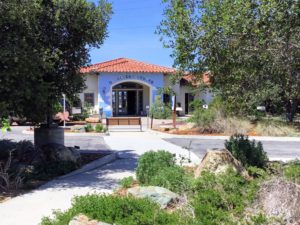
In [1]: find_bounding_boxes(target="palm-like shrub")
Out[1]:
[225,134,268,168]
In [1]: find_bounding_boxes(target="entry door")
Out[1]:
[117,91,128,115]
[127,91,137,115]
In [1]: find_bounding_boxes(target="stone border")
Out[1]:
[58,152,118,179]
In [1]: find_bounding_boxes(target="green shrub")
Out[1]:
[136,150,176,185]
[188,99,204,112]
[41,195,180,225]
[247,166,267,178]
[72,114,88,121]
[225,134,268,168]
[188,108,215,128]
[95,124,104,133]
[283,159,300,184]
[0,139,35,163]
[136,150,187,193]
[191,169,260,225]
[150,96,172,119]
[119,176,135,188]
[15,140,35,163]
[84,123,94,132]
[150,166,187,193]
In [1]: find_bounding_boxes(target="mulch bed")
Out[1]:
[153,128,259,136]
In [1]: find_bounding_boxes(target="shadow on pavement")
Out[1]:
[38,150,138,191]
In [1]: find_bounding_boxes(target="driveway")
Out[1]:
[2,126,109,151]
[164,137,300,161]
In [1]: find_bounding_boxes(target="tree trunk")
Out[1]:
[286,99,299,122]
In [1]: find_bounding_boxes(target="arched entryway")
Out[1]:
[111,81,151,116]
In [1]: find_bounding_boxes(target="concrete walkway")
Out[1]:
[104,131,200,164]
[0,131,198,225]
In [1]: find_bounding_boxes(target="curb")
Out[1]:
[58,152,118,179]
[148,129,300,142]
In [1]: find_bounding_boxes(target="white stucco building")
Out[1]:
[80,58,212,117]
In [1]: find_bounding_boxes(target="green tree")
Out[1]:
[158,0,300,119]
[0,0,112,124]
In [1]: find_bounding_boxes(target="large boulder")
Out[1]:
[127,186,179,209]
[194,149,249,179]
[40,143,81,164]
[69,214,112,225]
[255,178,300,225]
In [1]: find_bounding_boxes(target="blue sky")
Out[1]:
[90,0,173,67]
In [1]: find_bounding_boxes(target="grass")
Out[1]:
[283,160,300,184]
[255,119,299,136]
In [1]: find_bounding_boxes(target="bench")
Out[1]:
[106,117,142,131]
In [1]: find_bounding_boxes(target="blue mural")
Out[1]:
[98,72,164,117]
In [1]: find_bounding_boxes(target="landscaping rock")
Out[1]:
[194,149,249,178]
[255,178,300,225]
[40,143,81,164]
[69,214,112,225]
[127,186,179,209]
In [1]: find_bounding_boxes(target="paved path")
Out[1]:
[104,131,199,164]
[0,158,136,225]
[0,129,198,225]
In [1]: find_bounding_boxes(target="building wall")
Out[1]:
[80,73,214,117]
[79,74,99,112]
[178,86,214,114]
[201,89,214,105]
[142,85,150,113]
[98,72,164,117]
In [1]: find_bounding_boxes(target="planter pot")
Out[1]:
[34,125,64,148]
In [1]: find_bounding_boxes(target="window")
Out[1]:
[163,94,170,105]
[84,93,94,107]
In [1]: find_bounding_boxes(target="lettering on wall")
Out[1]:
[112,74,154,85]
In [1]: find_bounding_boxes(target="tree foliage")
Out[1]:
[158,0,300,117]
[0,0,112,123]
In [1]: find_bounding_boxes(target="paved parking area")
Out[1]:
[164,137,300,161]
[2,126,110,151]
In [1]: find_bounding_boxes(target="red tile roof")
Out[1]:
[80,58,176,74]
[182,72,211,86]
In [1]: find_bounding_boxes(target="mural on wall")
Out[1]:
[98,73,164,117]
